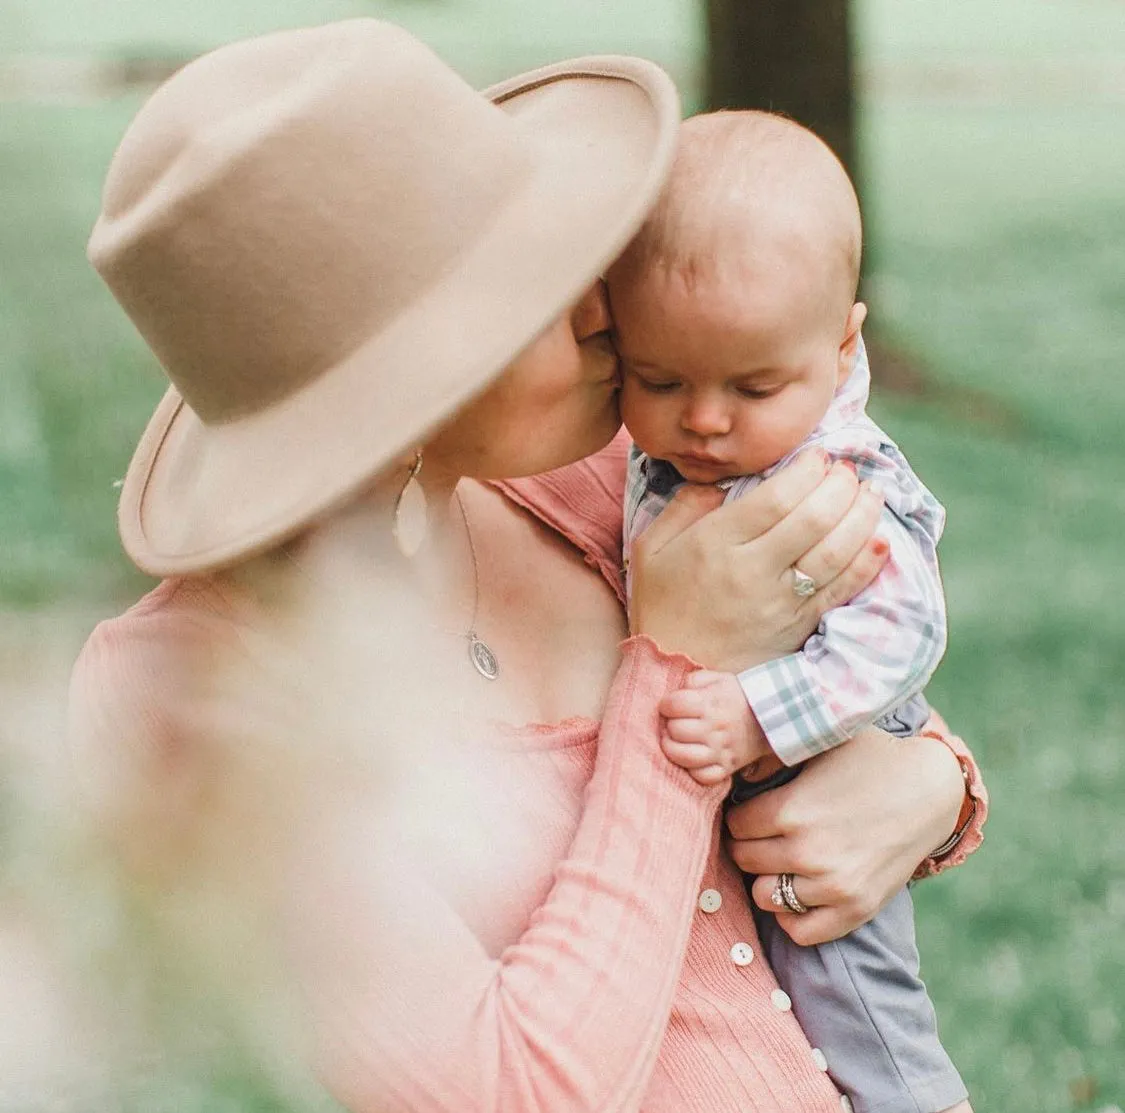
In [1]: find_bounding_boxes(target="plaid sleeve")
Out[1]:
[737,445,948,766]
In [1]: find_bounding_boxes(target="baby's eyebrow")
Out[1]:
[622,354,679,374]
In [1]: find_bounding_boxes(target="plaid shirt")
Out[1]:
[624,337,947,766]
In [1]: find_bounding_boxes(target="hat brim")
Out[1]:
[117,54,679,576]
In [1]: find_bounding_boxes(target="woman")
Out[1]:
[69,20,986,1113]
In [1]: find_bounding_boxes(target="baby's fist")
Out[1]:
[658,670,769,785]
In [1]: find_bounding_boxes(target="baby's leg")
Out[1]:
[753,887,968,1113]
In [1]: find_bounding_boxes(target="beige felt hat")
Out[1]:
[88,19,679,576]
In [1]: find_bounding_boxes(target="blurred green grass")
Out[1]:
[3,1,1125,1109]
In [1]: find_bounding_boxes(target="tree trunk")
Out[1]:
[704,0,857,184]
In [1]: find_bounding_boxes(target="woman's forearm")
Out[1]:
[724,722,987,946]
[297,637,725,1113]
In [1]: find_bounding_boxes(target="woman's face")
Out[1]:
[424,282,622,481]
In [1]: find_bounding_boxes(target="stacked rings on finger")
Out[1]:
[791,567,817,598]
[771,873,810,915]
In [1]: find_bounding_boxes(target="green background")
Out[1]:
[3,1,1124,1108]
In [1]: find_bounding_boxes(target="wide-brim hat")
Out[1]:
[88,19,679,576]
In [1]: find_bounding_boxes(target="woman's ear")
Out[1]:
[837,302,868,386]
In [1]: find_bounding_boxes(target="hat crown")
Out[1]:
[89,20,535,422]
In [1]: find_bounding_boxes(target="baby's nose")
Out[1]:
[680,397,731,437]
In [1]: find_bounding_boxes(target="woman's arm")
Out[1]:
[70,603,726,1113]
[724,720,988,947]
[618,443,987,947]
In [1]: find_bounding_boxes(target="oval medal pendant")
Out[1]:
[468,634,499,680]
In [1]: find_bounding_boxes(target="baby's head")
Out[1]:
[608,110,866,483]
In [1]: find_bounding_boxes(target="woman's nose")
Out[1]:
[680,396,731,437]
[571,280,611,343]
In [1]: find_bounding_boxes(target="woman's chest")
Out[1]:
[468,488,627,724]
[397,723,601,955]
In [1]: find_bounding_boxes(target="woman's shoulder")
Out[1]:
[68,576,246,802]
[491,428,629,603]
[72,576,243,688]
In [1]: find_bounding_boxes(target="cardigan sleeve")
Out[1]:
[68,594,727,1113]
[293,635,726,1113]
[911,712,989,879]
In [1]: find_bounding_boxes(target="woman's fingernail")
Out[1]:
[838,459,857,474]
[872,538,889,557]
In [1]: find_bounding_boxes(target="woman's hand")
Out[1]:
[629,451,887,671]
[725,727,965,945]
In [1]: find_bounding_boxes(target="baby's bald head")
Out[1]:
[617,111,862,323]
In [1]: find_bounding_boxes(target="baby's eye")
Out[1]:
[629,369,680,394]
[735,384,780,400]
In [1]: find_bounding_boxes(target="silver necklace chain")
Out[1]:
[454,491,500,681]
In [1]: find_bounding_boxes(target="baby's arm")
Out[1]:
[738,447,947,766]
[658,670,772,785]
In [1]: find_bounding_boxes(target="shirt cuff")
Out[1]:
[736,653,851,766]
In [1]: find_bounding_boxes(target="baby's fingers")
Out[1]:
[658,688,706,720]
[661,737,718,770]
[664,741,731,787]
[665,716,711,745]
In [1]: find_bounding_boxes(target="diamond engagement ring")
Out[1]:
[771,873,810,915]
[791,567,817,598]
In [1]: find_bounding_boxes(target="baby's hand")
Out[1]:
[658,670,771,786]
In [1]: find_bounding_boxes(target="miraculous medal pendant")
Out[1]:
[468,634,499,680]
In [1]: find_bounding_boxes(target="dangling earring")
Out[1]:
[392,451,428,557]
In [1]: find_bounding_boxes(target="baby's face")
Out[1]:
[611,261,850,484]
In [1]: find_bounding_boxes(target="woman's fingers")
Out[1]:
[807,533,890,617]
[790,481,885,591]
[703,448,830,546]
[634,483,725,557]
[726,833,789,875]
[747,460,862,568]
[749,874,876,946]
[750,872,822,912]
[772,907,851,946]
[724,778,795,841]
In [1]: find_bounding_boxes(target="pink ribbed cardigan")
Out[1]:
[68,432,986,1113]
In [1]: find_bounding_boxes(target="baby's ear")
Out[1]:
[837,302,868,385]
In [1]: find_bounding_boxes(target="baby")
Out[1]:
[608,111,969,1113]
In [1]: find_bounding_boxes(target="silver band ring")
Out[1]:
[772,873,810,915]
[791,567,817,598]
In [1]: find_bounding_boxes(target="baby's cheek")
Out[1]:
[619,383,659,445]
